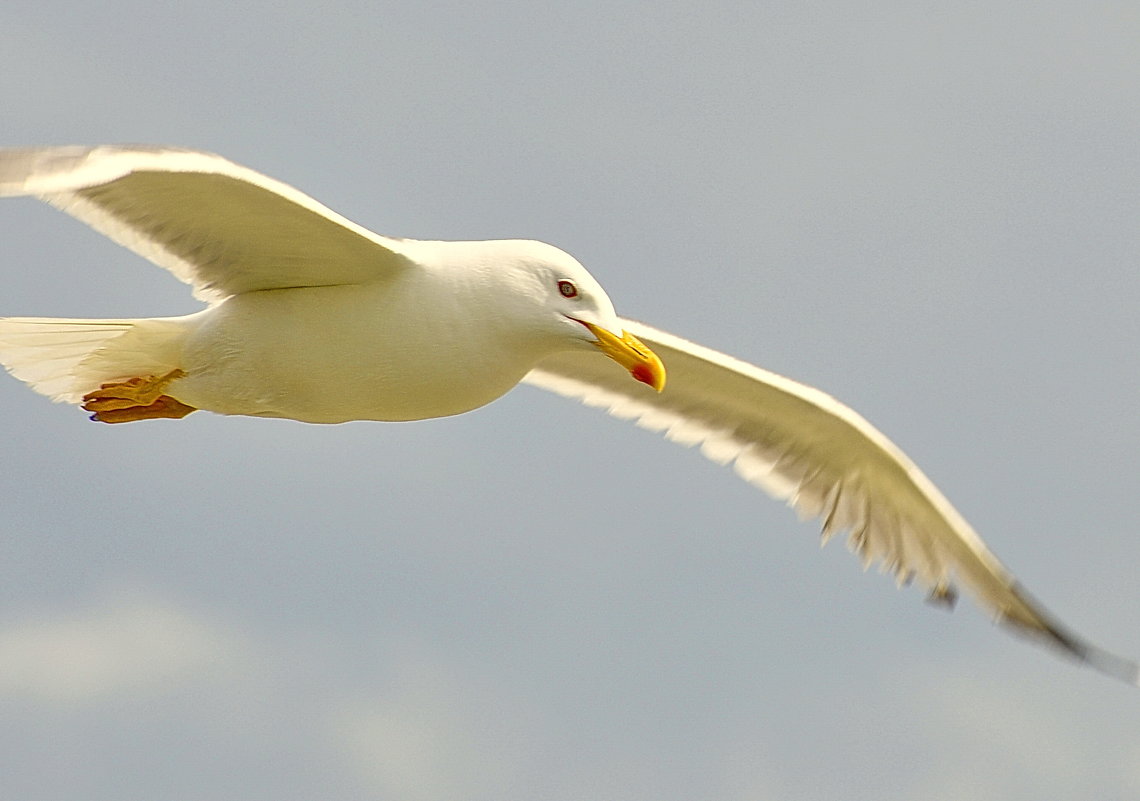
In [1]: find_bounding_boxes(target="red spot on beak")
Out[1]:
[631,363,656,387]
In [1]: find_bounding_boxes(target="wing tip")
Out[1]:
[1042,627,1140,688]
[996,587,1140,688]
[0,144,212,197]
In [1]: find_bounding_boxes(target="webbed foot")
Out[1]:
[81,369,197,423]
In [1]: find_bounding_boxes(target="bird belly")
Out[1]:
[169,284,529,423]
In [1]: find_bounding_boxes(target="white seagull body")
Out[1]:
[0,145,1133,685]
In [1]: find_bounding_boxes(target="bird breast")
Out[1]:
[171,281,538,423]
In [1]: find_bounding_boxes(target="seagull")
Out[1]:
[0,145,1134,685]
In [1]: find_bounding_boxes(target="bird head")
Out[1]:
[476,239,666,392]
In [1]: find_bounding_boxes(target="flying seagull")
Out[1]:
[0,145,1133,685]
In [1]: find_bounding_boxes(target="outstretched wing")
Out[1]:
[0,145,414,303]
[525,319,1138,685]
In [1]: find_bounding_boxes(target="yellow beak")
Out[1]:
[582,322,667,392]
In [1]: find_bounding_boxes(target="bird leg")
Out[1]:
[82,369,197,423]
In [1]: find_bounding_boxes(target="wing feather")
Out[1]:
[0,146,413,302]
[524,319,1138,684]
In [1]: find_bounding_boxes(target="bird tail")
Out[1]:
[0,316,190,404]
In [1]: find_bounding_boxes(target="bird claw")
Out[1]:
[81,369,196,423]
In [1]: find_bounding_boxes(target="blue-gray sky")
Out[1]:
[2,2,1138,799]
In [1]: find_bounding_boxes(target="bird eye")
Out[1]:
[558,280,578,298]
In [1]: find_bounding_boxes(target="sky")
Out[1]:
[1,2,1138,799]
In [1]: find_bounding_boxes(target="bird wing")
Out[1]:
[0,145,414,303]
[524,319,1138,684]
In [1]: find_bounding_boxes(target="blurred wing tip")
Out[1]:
[1056,636,1140,688]
[1057,640,1139,688]
[995,603,1140,688]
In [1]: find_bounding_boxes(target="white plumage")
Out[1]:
[0,145,1133,684]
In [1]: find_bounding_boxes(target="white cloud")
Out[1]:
[0,593,247,705]
[329,660,521,801]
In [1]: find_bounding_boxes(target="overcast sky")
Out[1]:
[2,2,1138,800]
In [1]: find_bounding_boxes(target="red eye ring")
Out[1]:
[558,280,578,298]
